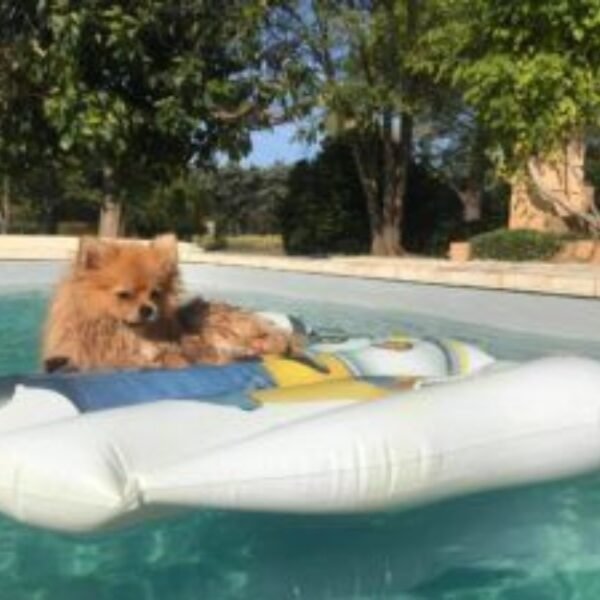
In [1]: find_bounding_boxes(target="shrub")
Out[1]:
[470,228,564,261]
[279,141,371,256]
[403,164,464,256]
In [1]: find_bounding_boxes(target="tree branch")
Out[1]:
[527,160,600,234]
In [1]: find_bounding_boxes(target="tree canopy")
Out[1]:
[1,0,599,250]
[1,0,298,235]
[419,0,600,171]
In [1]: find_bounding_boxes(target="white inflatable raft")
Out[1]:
[0,333,599,533]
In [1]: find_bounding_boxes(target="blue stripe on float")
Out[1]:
[5,362,275,413]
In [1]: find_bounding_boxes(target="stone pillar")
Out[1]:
[509,137,595,232]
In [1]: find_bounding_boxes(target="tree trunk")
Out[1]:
[351,137,405,256]
[350,139,384,249]
[98,165,122,237]
[345,0,417,257]
[1,175,10,234]
[369,0,416,256]
[371,219,402,255]
[458,122,486,223]
[41,196,58,234]
[509,136,596,233]
[351,125,409,257]
[457,182,482,222]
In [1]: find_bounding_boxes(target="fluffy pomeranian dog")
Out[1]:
[42,234,301,372]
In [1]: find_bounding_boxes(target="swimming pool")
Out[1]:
[2,261,600,599]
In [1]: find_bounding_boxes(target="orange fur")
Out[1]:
[42,234,300,372]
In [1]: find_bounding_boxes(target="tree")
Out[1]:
[414,97,493,224]
[279,137,479,257]
[126,172,208,240]
[194,164,291,240]
[2,1,295,236]
[419,0,600,233]
[0,2,58,233]
[266,0,425,255]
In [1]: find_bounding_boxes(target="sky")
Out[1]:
[242,123,318,168]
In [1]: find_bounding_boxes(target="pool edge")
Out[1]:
[0,235,599,299]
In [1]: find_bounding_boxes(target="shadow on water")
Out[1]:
[3,473,600,599]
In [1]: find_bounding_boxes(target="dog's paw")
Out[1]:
[160,351,192,369]
[250,330,305,356]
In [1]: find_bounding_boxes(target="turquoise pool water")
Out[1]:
[2,287,600,599]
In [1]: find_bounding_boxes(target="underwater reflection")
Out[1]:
[2,472,600,599]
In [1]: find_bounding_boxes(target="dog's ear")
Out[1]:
[152,233,178,267]
[76,237,116,270]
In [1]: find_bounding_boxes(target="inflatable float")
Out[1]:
[0,317,599,534]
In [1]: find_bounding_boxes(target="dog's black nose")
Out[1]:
[139,304,156,321]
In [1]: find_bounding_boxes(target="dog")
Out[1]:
[42,234,301,372]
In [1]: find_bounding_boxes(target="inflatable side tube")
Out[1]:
[0,399,348,532]
[144,357,600,514]
[0,356,599,533]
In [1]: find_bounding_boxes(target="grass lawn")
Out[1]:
[200,234,284,255]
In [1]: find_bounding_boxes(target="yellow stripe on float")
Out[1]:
[444,339,471,374]
[252,378,388,404]
[261,353,351,388]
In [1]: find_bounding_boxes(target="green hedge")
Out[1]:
[470,229,564,261]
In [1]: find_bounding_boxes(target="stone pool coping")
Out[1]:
[0,234,599,298]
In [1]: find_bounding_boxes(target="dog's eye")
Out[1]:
[116,290,133,301]
[150,288,162,301]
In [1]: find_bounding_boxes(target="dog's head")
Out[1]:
[73,234,180,326]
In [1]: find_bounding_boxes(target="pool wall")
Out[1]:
[2,260,599,346]
[0,234,599,297]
